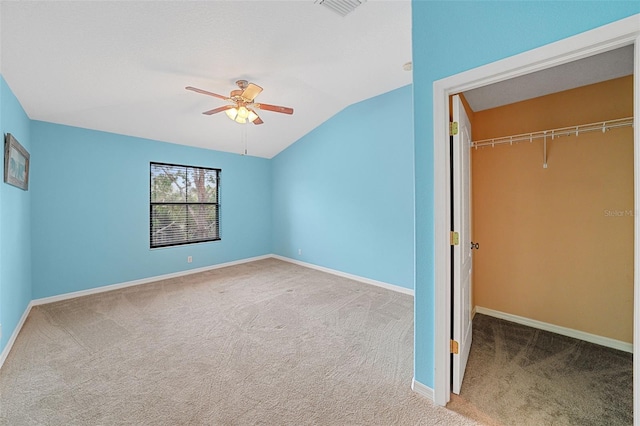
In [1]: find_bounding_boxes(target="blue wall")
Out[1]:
[30,122,272,299]
[0,76,32,352]
[411,2,640,388]
[272,85,415,290]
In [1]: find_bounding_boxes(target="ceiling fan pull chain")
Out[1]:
[242,125,248,155]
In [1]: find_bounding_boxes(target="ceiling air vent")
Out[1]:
[315,0,366,17]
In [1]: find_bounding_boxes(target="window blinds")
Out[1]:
[150,162,220,248]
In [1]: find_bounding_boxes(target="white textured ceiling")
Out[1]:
[0,1,413,158]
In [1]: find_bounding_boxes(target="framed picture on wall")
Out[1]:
[4,133,30,191]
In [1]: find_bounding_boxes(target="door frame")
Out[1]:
[432,14,640,408]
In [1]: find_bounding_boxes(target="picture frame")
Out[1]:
[4,133,30,191]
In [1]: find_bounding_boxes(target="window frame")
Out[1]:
[149,162,221,249]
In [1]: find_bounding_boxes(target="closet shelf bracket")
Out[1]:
[543,133,548,169]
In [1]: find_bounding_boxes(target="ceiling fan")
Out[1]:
[186,80,294,125]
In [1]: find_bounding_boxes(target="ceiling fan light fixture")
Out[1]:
[225,106,257,124]
[237,106,250,119]
[225,107,238,120]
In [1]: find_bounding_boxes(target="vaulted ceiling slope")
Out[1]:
[0,1,413,158]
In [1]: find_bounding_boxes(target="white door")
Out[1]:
[452,94,473,395]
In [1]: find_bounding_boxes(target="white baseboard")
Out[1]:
[0,301,34,370]
[1,255,271,370]
[270,255,414,296]
[475,306,633,353]
[411,378,434,400]
[32,255,272,306]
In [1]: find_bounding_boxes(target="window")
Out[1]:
[150,162,220,248]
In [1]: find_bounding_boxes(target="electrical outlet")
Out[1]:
[298,249,302,255]
[187,256,192,263]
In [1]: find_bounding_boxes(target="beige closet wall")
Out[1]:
[471,75,633,343]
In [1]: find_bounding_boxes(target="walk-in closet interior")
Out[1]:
[465,46,634,350]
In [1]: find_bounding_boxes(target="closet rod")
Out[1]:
[471,116,633,149]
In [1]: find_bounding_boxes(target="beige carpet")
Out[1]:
[448,314,633,425]
[0,258,477,425]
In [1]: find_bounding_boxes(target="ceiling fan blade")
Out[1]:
[202,104,235,115]
[241,83,263,102]
[185,86,229,101]
[249,108,264,125]
[255,103,294,115]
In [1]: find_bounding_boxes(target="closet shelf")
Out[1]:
[471,117,634,149]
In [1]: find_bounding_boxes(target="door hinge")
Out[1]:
[450,339,459,354]
[450,121,459,136]
[450,231,459,246]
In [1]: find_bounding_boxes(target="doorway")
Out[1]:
[446,74,634,423]
[432,14,640,413]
